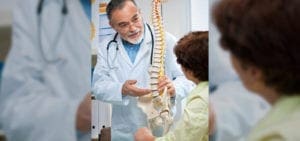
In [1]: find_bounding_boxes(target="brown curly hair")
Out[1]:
[174,31,208,81]
[213,0,300,94]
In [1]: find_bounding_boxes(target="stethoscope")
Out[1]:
[37,0,68,63]
[106,23,155,69]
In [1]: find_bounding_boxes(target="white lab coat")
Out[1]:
[0,0,90,141]
[92,24,192,141]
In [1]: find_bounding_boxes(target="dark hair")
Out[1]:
[213,0,300,94]
[174,31,208,81]
[106,0,137,21]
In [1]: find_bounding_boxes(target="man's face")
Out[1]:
[109,1,144,44]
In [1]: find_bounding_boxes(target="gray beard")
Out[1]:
[128,33,144,44]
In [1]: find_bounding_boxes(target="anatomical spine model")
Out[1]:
[138,0,173,136]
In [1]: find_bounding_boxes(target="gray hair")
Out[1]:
[106,0,138,21]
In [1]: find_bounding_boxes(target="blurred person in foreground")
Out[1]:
[0,0,92,140]
[213,0,300,140]
[208,0,270,141]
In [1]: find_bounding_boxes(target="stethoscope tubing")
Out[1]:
[37,0,68,63]
[106,23,154,69]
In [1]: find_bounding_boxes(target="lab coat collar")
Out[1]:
[116,36,134,67]
[135,23,153,66]
[116,23,153,68]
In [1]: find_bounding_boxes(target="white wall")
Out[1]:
[137,0,208,39]
[162,0,191,38]
[191,0,209,31]
[136,0,190,39]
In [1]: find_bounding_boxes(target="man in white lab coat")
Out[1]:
[0,0,91,140]
[92,0,191,140]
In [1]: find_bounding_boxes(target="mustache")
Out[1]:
[127,30,140,36]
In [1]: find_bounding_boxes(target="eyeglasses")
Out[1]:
[113,13,142,31]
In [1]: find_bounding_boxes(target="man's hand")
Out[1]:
[158,76,175,96]
[122,80,151,97]
[134,127,155,141]
[76,92,91,133]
